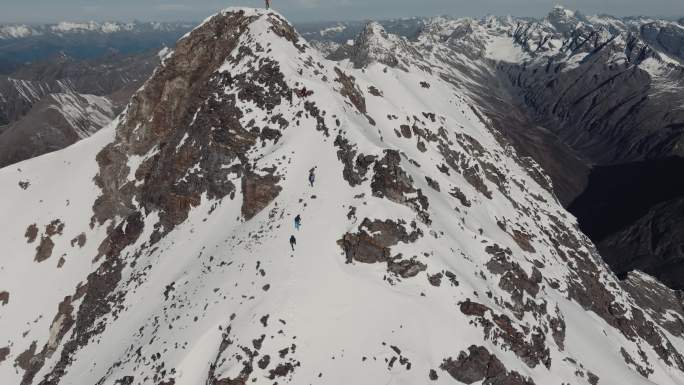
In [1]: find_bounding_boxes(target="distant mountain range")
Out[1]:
[0,21,194,74]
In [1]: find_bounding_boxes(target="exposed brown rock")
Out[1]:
[368,86,383,96]
[338,218,422,265]
[439,142,492,199]
[34,236,55,263]
[15,341,37,371]
[268,362,298,380]
[621,271,684,337]
[45,219,64,236]
[241,170,282,220]
[267,14,305,52]
[371,149,430,223]
[338,218,426,279]
[0,291,8,306]
[24,223,38,243]
[41,212,145,385]
[400,124,412,138]
[440,345,535,385]
[334,135,376,187]
[334,67,366,114]
[0,346,9,363]
[510,229,536,253]
[460,299,489,317]
[428,272,443,286]
[450,187,472,207]
[425,176,441,191]
[388,258,427,278]
[70,233,87,248]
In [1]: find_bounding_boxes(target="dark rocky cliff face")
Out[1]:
[568,157,684,289]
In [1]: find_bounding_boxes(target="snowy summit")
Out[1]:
[1,7,684,385]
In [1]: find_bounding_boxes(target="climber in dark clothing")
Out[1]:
[294,215,302,230]
[289,235,297,250]
[308,168,316,187]
[265,0,272,9]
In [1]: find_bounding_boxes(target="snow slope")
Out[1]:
[1,8,683,385]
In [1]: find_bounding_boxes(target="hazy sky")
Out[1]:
[1,0,682,24]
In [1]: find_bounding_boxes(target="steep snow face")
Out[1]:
[1,8,684,385]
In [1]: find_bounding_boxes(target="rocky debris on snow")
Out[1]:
[334,135,376,187]
[0,347,9,364]
[449,186,472,207]
[334,67,367,114]
[338,218,426,278]
[371,150,430,223]
[241,170,282,220]
[387,258,428,278]
[621,347,653,378]
[338,218,423,264]
[34,237,55,263]
[0,291,8,306]
[621,271,684,337]
[425,176,440,191]
[440,345,535,385]
[70,233,86,248]
[439,142,492,200]
[459,298,552,369]
[24,223,38,243]
[14,284,87,385]
[29,219,65,262]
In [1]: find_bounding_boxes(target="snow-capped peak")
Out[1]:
[1,7,684,385]
[349,20,420,70]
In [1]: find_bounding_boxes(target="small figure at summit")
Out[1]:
[294,214,302,230]
[265,0,272,9]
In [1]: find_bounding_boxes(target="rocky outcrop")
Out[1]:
[338,218,423,264]
[371,150,430,223]
[440,345,535,385]
[241,171,282,220]
[621,271,684,337]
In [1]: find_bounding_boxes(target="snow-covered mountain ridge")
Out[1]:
[1,7,684,385]
[0,21,194,39]
[315,6,684,290]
